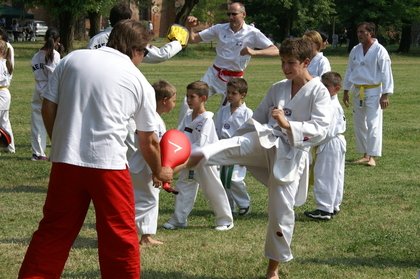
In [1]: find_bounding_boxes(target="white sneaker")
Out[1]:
[162,222,187,230]
[215,223,234,231]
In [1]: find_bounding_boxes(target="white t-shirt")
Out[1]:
[32,49,61,95]
[45,47,157,169]
[129,112,166,174]
[199,23,273,71]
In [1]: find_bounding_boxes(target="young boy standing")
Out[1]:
[305,72,346,220]
[129,80,177,245]
[189,38,332,279]
[163,81,234,231]
[214,77,252,215]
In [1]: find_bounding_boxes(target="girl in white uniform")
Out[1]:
[190,38,332,279]
[303,30,331,77]
[0,39,14,153]
[30,27,62,161]
[305,72,346,220]
[129,80,177,245]
[164,81,233,231]
[214,78,252,215]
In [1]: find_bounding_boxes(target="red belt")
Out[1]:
[213,65,244,82]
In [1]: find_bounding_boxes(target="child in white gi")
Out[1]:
[188,38,332,279]
[163,81,234,231]
[214,77,252,215]
[129,80,177,245]
[305,72,346,220]
[30,27,62,161]
[0,40,14,154]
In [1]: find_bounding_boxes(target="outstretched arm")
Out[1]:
[240,44,279,57]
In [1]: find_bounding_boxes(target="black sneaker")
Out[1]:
[304,209,332,220]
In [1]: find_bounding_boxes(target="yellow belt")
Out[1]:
[354,84,381,107]
[0,86,8,90]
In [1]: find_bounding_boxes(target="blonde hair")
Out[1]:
[0,40,12,74]
[152,80,177,102]
[303,30,323,51]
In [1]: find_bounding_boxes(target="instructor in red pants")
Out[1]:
[18,19,173,279]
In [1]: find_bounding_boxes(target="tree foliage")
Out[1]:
[334,0,420,52]
[243,0,335,43]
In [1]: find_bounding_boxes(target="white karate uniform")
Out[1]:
[307,52,331,77]
[129,113,165,235]
[195,78,331,262]
[31,49,61,157]
[313,95,346,213]
[0,58,14,153]
[179,23,274,120]
[343,39,394,157]
[214,103,253,211]
[166,110,233,227]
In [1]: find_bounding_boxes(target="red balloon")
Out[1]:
[160,129,191,194]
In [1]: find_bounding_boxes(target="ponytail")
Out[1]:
[42,27,60,64]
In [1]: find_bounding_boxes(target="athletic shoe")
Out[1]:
[31,154,48,161]
[304,209,332,220]
[238,206,250,216]
[162,222,187,230]
[333,209,340,216]
[214,223,234,231]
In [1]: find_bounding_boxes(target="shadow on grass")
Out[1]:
[0,184,46,193]
[63,269,235,279]
[142,270,241,279]
[299,256,419,269]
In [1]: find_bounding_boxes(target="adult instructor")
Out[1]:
[343,22,394,167]
[179,1,279,119]
[18,19,173,279]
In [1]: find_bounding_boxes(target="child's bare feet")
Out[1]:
[367,157,376,167]
[266,271,279,279]
[353,156,369,164]
[140,235,163,246]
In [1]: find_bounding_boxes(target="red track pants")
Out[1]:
[18,163,140,279]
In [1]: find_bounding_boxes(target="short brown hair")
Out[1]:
[321,71,342,87]
[153,80,177,102]
[227,78,248,95]
[280,38,314,62]
[357,22,376,38]
[186,81,209,97]
[109,3,132,26]
[107,19,151,59]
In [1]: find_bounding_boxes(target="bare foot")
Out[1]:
[353,156,369,164]
[367,157,376,167]
[266,272,279,279]
[140,235,163,246]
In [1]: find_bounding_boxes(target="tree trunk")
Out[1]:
[397,22,411,53]
[175,0,199,25]
[58,11,75,54]
[88,11,101,38]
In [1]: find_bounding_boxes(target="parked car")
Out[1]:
[22,19,48,37]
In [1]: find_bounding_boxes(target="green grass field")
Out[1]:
[0,40,419,278]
